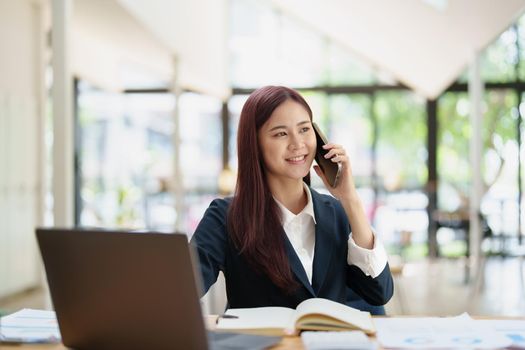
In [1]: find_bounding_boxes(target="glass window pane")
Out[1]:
[77,81,175,230]
[437,92,470,208]
[437,90,520,256]
[481,27,517,82]
[179,93,222,193]
[179,93,223,234]
[482,90,519,238]
[328,94,373,186]
[521,93,525,237]
[436,92,471,257]
[327,94,376,225]
[376,91,427,189]
[228,94,249,172]
[519,15,525,81]
[374,91,428,256]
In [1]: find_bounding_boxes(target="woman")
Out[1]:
[190,86,393,310]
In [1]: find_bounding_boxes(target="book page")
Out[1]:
[294,298,374,333]
[216,307,296,332]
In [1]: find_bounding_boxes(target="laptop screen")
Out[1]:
[36,228,208,350]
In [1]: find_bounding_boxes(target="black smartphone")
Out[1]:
[313,122,342,188]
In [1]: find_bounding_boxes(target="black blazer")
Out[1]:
[190,187,394,309]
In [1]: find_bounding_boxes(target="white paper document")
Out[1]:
[475,319,525,349]
[0,308,61,343]
[375,313,512,349]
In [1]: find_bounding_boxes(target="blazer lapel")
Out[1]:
[282,231,316,297]
[311,190,336,294]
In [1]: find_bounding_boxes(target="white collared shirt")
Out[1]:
[274,183,388,284]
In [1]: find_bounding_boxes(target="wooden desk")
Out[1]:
[1,316,304,350]
[3,316,524,350]
[0,337,306,350]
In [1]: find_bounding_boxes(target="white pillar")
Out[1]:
[171,56,184,232]
[51,0,74,227]
[34,0,46,229]
[468,53,484,279]
[32,0,47,295]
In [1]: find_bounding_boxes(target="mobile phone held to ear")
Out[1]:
[313,122,342,188]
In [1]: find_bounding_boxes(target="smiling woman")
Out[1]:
[190,86,394,310]
[258,99,317,200]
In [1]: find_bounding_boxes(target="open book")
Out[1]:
[215,298,375,336]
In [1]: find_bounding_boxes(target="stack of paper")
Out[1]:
[0,308,61,344]
[475,319,525,349]
[375,313,513,349]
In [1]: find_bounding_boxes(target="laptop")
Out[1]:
[36,228,280,350]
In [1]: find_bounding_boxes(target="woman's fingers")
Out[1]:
[323,144,345,159]
[330,154,347,163]
[322,143,341,151]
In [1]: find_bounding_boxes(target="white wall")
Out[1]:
[0,0,45,299]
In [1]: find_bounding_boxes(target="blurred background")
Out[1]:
[1,0,525,317]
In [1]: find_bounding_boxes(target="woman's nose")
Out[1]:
[288,134,305,150]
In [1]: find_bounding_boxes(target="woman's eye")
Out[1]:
[300,127,310,133]
[274,132,287,137]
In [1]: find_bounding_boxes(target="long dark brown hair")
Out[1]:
[227,86,312,292]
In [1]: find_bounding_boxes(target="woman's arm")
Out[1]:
[189,198,229,296]
[346,263,394,306]
[313,143,373,249]
[314,143,393,305]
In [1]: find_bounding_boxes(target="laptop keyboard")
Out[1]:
[207,331,281,350]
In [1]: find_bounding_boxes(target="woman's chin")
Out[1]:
[289,170,311,180]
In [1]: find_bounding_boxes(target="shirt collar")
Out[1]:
[274,183,317,227]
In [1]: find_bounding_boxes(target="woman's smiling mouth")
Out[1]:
[286,155,307,163]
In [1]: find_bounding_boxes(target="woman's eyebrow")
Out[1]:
[268,120,311,132]
[268,125,287,132]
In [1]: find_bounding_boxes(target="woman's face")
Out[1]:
[258,99,316,184]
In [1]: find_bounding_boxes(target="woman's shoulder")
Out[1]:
[208,196,233,208]
[308,188,350,235]
[192,197,233,239]
[308,186,339,206]
[308,186,347,219]
[203,197,233,217]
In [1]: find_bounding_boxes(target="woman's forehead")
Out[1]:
[265,100,311,126]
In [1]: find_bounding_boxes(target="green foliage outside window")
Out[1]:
[375,91,427,190]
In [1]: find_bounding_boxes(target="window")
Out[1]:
[179,92,223,234]
[77,81,175,229]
